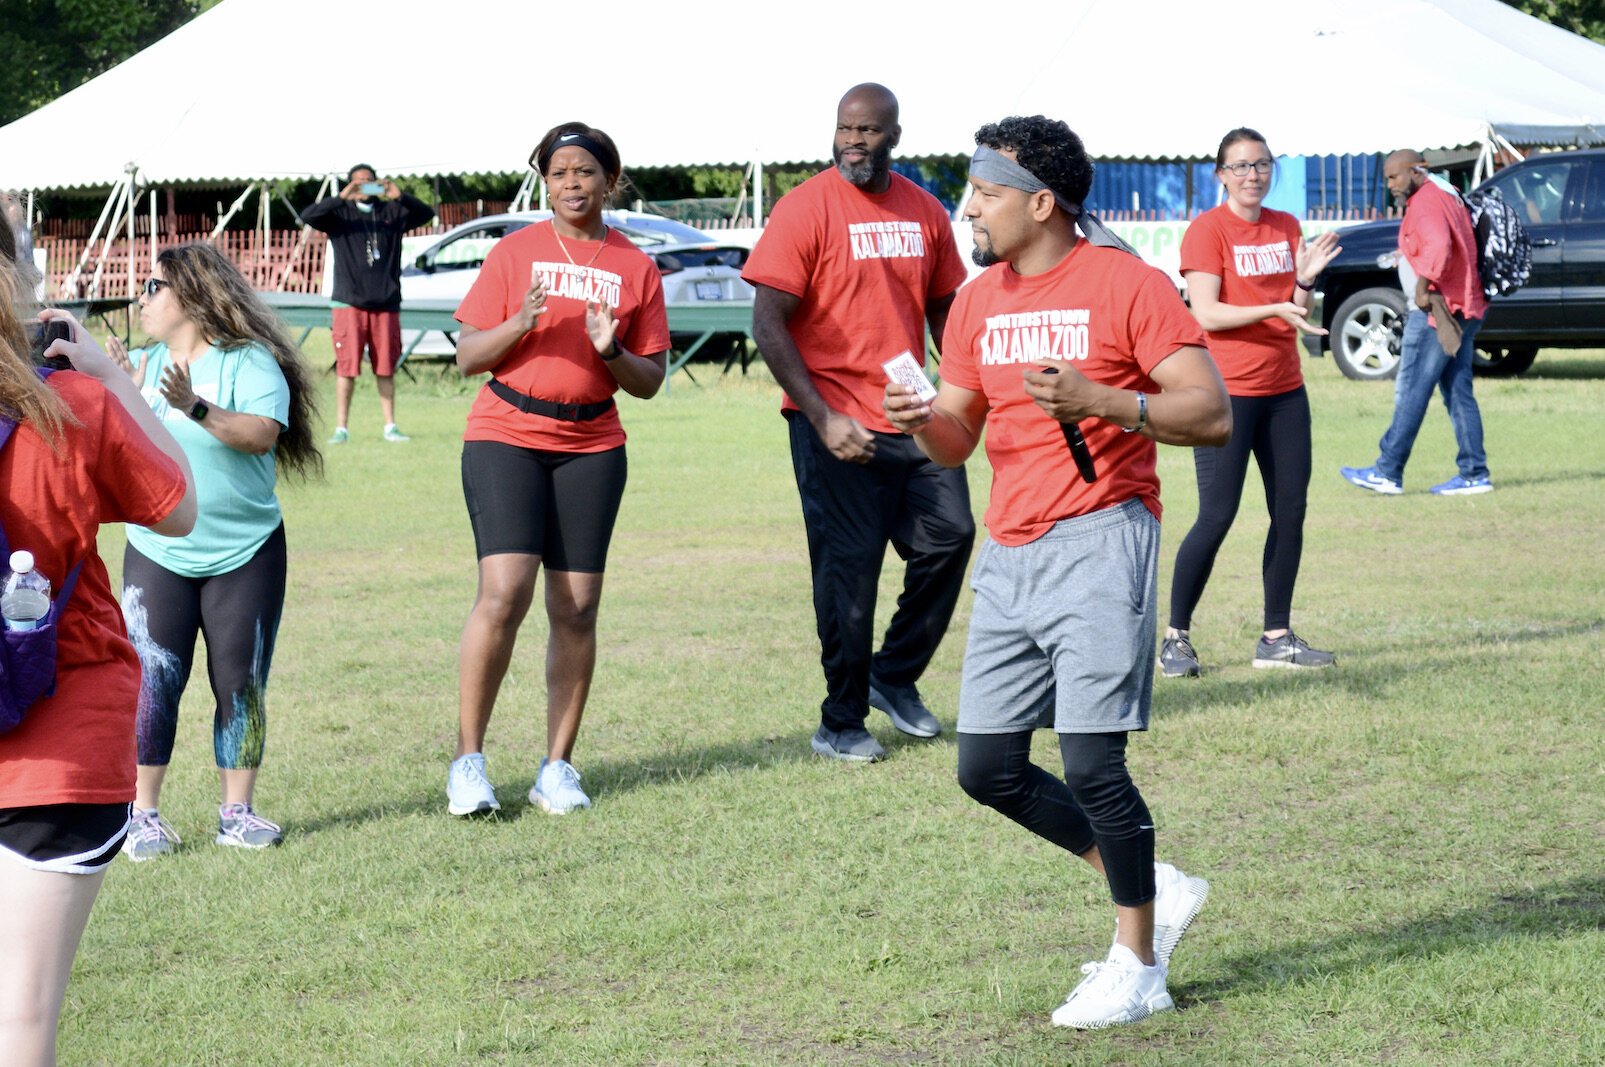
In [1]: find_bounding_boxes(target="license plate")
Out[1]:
[694,280,722,300]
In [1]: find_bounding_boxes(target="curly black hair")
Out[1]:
[973,116,1095,209]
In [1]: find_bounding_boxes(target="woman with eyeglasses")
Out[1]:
[0,220,194,1064]
[1160,127,1342,678]
[445,122,669,818]
[107,243,321,860]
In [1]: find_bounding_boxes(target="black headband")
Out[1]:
[534,132,612,174]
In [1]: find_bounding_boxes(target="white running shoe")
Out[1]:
[1051,943,1173,1029]
[1152,861,1210,969]
[531,757,592,815]
[446,753,501,816]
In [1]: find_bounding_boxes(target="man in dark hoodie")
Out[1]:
[303,165,435,443]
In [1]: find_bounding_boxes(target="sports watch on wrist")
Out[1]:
[188,398,209,422]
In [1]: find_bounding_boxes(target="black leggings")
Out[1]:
[1169,386,1312,633]
[956,731,1155,906]
[122,524,287,769]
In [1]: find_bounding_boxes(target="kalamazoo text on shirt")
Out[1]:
[848,221,926,260]
[980,308,1092,364]
[1232,240,1294,278]
[533,262,623,307]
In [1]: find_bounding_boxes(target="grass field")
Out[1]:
[60,341,1605,1065]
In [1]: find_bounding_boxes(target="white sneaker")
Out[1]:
[531,757,592,815]
[1051,943,1173,1029]
[446,753,500,816]
[1152,861,1209,969]
[382,423,410,443]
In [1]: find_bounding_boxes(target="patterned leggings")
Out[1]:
[121,525,286,769]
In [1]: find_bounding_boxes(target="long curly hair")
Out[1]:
[154,243,322,480]
[0,218,72,444]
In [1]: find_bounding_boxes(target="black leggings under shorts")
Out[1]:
[462,440,628,572]
[0,802,129,873]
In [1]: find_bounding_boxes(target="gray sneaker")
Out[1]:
[122,807,180,862]
[868,678,942,738]
[1252,632,1335,670]
[1158,636,1201,678]
[811,725,886,763]
[215,803,283,849]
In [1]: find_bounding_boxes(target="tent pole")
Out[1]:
[150,188,158,281]
[65,177,126,298]
[276,174,334,293]
[127,173,137,302]
[753,158,763,228]
[210,182,259,241]
[87,176,133,300]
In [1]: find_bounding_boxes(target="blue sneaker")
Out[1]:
[531,758,592,815]
[1430,473,1493,496]
[1340,465,1403,495]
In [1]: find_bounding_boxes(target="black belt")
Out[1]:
[488,379,615,422]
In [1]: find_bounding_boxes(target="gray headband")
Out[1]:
[968,145,1138,257]
[969,146,1082,218]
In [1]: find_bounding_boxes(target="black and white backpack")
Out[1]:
[1462,187,1532,298]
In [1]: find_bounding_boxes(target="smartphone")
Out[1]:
[360,181,385,196]
[27,320,73,371]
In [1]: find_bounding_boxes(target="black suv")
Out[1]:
[1306,147,1605,379]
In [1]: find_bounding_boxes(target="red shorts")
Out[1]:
[331,307,402,377]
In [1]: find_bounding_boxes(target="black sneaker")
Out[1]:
[867,678,942,738]
[1252,632,1335,670]
[1158,636,1201,678]
[810,725,887,763]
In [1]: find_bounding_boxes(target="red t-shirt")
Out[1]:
[941,242,1206,546]
[0,373,187,808]
[1179,204,1304,396]
[1400,180,1489,320]
[742,169,967,433]
[455,222,671,453]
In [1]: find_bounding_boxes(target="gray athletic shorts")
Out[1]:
[958,498,1159,735]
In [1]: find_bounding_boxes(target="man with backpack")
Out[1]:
[1341,149,1494,496]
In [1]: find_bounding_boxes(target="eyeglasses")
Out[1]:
[143,277,169,298]
[1222,160,1274,177]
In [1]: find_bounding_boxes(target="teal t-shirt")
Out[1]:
[125,341,291,577]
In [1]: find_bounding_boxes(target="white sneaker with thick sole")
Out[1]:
[446,753,501,816]
[1152,861,1210,969]
[531,757,592,814]
[1051,943,1174,1029]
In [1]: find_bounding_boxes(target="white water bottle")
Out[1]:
[2,550,51,632]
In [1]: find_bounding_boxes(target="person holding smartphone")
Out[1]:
[302,164,435,444]
[0,226,195,1065]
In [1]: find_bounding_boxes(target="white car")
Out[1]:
[399,210,753,358]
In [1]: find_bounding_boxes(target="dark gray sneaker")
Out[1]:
[811,725,887,763]
[1158,636,1201,678]
[867,678,942,738]
[1252,632,1335,670]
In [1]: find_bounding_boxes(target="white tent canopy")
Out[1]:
[4,0,1605,191]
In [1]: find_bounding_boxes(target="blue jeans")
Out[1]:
[1375,308,1488,485]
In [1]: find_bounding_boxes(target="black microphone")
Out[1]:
[1040,368,1097,484]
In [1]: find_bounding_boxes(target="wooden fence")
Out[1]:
[37,229,331,299]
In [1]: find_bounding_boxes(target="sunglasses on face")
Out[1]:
[143,277,169,298]
[1222,160,1274,177]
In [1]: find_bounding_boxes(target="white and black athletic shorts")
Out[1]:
[0,802,129,873]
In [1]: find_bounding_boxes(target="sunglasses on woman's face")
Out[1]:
[142,277,170,298]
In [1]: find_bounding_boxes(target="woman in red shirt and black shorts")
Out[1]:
[0,222,194,1064]
[1161,128,1341,676]
[446,122,670,818]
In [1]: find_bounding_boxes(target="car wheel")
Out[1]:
[1330,287,1408,381]
[1473,346,1538,378]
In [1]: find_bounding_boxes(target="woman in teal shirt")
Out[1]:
[109,243,321,860]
